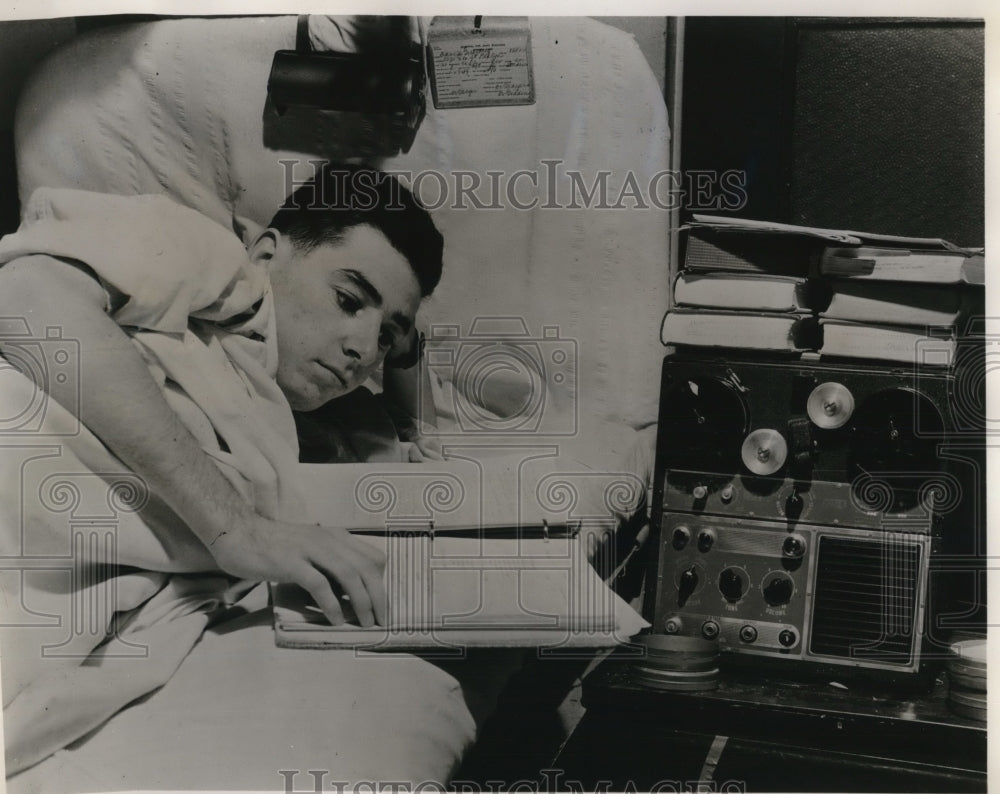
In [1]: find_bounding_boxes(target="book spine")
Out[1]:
[683,231,821,276]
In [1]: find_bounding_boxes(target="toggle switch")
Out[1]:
[678,566,699,607]
[697,529,715,553]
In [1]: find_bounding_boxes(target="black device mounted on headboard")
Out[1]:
[265,16,427,157]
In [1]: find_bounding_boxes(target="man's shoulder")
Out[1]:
[6,188,257,334]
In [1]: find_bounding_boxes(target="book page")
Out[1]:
[272,535,649,648]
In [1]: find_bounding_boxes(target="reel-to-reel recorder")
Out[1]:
[644,350,984,685]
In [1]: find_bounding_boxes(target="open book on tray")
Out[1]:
[271,457,649,649]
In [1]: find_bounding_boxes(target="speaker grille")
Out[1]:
[810,536,921,665]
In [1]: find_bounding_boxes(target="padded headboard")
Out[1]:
[16,15,669,436]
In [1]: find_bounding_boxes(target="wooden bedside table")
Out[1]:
[553,652,986,793]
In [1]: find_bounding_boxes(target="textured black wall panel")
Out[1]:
[791,23,984,245]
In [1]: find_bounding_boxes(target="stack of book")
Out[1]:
[660,215,984,365]
[818,246,984,366]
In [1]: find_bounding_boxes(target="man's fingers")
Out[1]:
[358,563,388,627]
[421,441,444,460]
[344,574,376,628]
[325,568,375,628]
[314,542,384,628]
[299,568,346,626]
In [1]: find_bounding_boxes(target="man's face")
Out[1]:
[256,224,422,411]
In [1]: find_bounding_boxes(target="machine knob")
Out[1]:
[720,485,734,503]
[762,575,794,606]
[718,567,748,602]
[664,617,683,634]
[678,566,699,606]
[739,625,758,643]
[697,530,715,553]
[782,534,806,559]
[672,526,691,550]
[778,629,798,648]
[784,491,804,521]
[693,485,709,501]
[701,620,720,640]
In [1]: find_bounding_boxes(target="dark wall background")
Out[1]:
[0,18,76,236]
[681,18,984,247]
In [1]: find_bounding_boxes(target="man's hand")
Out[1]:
[382,327,438,445]
[210,519,387,627]
[403,421,444,461]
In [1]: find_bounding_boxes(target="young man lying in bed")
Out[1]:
[0,162,440,628]
[0,164,444,773]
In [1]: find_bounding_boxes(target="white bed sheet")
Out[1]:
[8,585,525,793]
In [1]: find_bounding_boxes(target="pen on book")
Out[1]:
[349,523,579,539]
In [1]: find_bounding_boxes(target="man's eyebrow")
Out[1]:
[341,269,382,306]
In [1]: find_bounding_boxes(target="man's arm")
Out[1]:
[0,255,385,626]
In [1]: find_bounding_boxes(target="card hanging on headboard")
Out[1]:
[427,16,535,109]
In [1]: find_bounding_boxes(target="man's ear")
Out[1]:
[231,214,266,247]
[246,229,280,268]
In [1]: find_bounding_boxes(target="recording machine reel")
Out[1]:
[740,429,788,476]
[658,373,749,490]
[847,387,945,512]
[806,382,855,429]
[657,357,954,524]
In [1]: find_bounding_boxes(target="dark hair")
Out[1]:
[268,163,443,296]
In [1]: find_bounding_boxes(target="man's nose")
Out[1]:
[342,312,381,367]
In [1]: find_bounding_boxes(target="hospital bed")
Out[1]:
[3,15,669,790]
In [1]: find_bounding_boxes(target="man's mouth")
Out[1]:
[318,361,348,389]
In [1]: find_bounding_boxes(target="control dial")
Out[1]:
[780,488,810,521]
[718,567,749,603]
[762,573,794,606]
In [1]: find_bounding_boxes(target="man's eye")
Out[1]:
[378,329,396,350]
[336,291,362,313]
